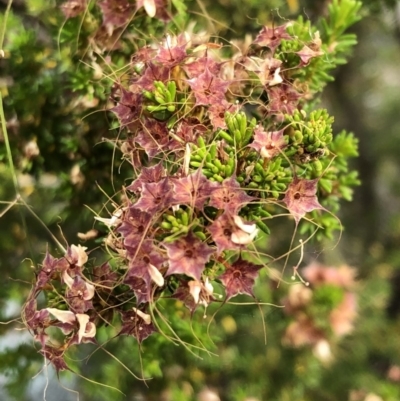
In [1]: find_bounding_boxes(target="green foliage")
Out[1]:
[2,1,399,401]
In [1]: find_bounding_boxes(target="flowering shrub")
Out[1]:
[20,0,362,380]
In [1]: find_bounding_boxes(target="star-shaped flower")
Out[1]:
[135,119,170,160]
[92,262,119,291]
[208,102,239,130]
[119,308,156,343]
[207,213,243,255]
[154,34,188,66]
[117,205,152,251]
[171,117,207,146]
[60,0,86,18]
[111,88,142,132]
[267,84,301,116]
[296,45,324,66]
[283,177,323,224]
[126,162,166,193]
[133,178,172,213]
[23,299,50,346]
[209,175,254,214]
[163,232,214,281]
[171,169,216,209]
[184,56,221,78]
[219,258,263,300]
[136,62,171,91]
[123,241,165,303]
[136,0,170,21]
[47,308,96,345]
[41,346,70,374]
[249,126,286,159]
[253,23,293,53]
[208,213,259,255]
[187,67,230,106]
[35,250,58,290]
[99,0,135,34]
[243,56,283,86]
[63,273,95,313]
[172,280,198,312]
[124,275,150,304]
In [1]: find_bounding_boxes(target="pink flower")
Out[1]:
[283,177,323,224]
[163,232,214,281]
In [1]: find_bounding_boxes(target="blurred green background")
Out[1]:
[1,0,400,400]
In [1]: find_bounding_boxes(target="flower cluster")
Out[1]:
[282,263,357,362]
[24,21,359,372]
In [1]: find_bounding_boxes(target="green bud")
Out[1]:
[257,208,272,218]
[234,129,242,145]
[191,154,204,162]
[294,130,303,142]
[206,162,219,174]
[255,220,270,235]
[213,173,224,182]
[239,112,247,134]
[275,183,287,191]
[167,81,176,101]
[214,159,223,170]
[248,182,259,189]
[147,105,166,112]
[202,169,213,178]
[181,211,189,226]
[293,111,302,122]
[190,160,202,168]
[161,222,173,230]
[167,114,177,129]
[143,90,154,100]
[194,231,206,241]
[155,95,166,104]
[197,136,206,149]
[209,143,217,159]
[218,130,234,145]
[312,160,323,172]
[255,162,265,175]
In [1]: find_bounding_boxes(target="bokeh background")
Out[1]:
[1,0,400,400]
